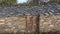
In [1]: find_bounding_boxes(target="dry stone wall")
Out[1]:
[0,16,38,33]
[0,4,60,33]
[0,16,26,33]
[0,15,60,33]
[40,15,60,32]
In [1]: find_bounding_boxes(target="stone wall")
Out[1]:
[0,16,26,33]
[0,15,60,33]
[40,15,60,32]
[0,16,38,33]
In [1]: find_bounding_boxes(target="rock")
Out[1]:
[0,4,59,17]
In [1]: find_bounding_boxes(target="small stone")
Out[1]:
[21,30,25,32]
[7,23,12,25]
[49,25,54,27]
[5,29,9,31]
[0,23,5,25]
[0,19,5,21]
[40,19,44,22]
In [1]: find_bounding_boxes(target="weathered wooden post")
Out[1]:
[36,15,40,33]
[25,14,33,33]
[25,13,40,33]
[32,16,38,32]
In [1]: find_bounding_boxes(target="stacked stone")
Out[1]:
[0,4,59,33]
[0,4,59,17]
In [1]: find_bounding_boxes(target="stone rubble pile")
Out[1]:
[0,4,60,17]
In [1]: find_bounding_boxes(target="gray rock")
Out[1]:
[0,4,60,17]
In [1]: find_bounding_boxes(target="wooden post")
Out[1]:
[26,15,33,33]
[32,16,38,32]
[36,15,40,33]
[25,15,40,33]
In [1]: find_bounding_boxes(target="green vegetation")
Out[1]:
[0,0,17,6]
[27,0,60,5]
[19,2,29,6]
[28,0,39,6]
[0,0,60,6]
[48,0,60,4]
